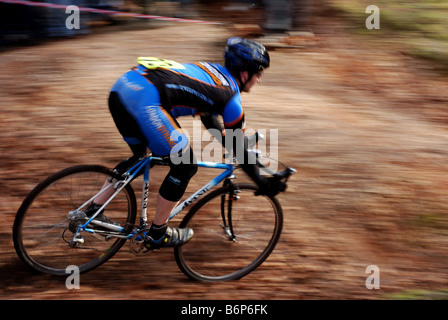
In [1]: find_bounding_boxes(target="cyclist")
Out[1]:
[85,37,286,250]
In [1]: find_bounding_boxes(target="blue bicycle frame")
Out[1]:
[74,155,235,242]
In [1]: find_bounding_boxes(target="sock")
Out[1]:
[148,223,167,240]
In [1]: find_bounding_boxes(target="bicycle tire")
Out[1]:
[13,165,137,276]
[174,183,283,281]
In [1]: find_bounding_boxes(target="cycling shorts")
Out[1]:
[109,69,189,157]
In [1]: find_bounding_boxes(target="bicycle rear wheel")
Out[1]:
[13,165,137,275]
[174,183,283,281]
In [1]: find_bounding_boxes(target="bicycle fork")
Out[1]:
[219,178,240,242]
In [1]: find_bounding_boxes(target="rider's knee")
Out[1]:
[159,162,198,202]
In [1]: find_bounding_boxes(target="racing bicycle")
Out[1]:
[13,134,295,281]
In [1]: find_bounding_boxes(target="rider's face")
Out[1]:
[240,71,263,93]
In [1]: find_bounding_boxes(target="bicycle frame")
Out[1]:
[71,155,236,243]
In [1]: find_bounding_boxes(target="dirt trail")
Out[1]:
[1,9,448,300]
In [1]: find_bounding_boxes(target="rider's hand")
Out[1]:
[255,176,287,197]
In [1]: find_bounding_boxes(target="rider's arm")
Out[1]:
[218,94,285,197]
[200,112,249,166]
[215,95,263,184]
[200,92,244,153]
[200,113,226,143]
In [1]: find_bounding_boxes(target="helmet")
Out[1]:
[224,37,270,75]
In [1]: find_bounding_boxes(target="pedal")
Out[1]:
[129,229,151,255]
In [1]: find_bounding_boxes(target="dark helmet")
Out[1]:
[224,37,270,76]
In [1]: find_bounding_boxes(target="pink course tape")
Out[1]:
[0,0,222,24]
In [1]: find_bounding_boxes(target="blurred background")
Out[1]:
[1,1,448,300]
[0,0,314,44]
[1,0,448,71]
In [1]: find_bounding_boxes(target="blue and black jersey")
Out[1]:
[133,60,244,129]
[109,57,244,157]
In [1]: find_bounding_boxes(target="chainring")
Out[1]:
[129,229,152,255]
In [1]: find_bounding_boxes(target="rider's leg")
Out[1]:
[84,91,147,222]
[147,147,198,245]
[153,194,178,226]
[86,143,146,211]
[88,90,147,210]
[110,96,196,246]
[147,194,178,240]
[83,145,145,224]
[105,76,195,246]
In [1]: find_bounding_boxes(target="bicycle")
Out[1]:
[13,134,296,281]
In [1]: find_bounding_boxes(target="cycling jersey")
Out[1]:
[110,58,245,156]
[135,61,244,128]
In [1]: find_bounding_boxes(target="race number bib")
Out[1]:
[137,57,185,70]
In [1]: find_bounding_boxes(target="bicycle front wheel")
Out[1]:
[13,165,137,275]
[174,183,283,281]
